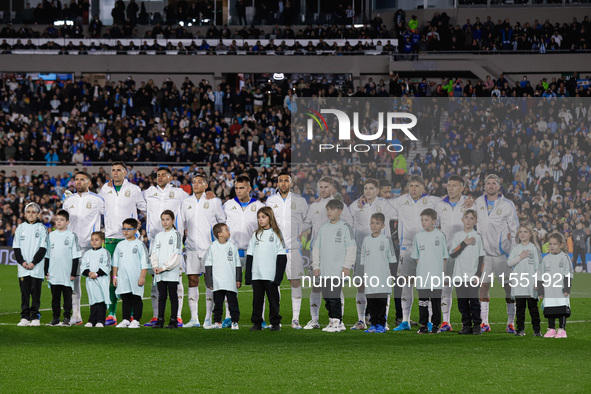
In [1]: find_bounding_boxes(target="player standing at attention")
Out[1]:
[390,175,440,332]
[350,178,396,330]
[312,199,356,333]
[435,175,471,332]
[267,171,308,329]
[13,203,48,327]
[223,175,265,325]
[143,167,189,327]
[359,213,397,333]
[178,174,225,328]
[99,161,147,326]
[410,209,449,334]
[301,177,353,330]
[475,174,519,333]
[449,210,485,335]
[63,171,105,325]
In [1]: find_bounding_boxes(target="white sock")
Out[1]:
[188,286,199,322]
[340,290,345,318]
[177,280,184,318]
[507,302,516,325]
[291,286,302,321]
[356,292,366,322]
[225,299,231,320]
[310,291,321,321]
[401,283,414,322]
[151,284,159,318]
[205,288,214,321]
[385,294,391,321]
[481,301,489,325]
[441,285,452,323]
[72,276,82,320]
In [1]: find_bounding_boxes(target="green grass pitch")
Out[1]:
[0,265,590,392]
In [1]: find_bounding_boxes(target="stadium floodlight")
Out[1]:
[179,21,184,26]
[273,73,285,80]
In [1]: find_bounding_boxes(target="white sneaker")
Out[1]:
[336,320,346,332]
[303,320,320,330]
[17,318,30,327]
[84,322,93,328]
[211,322,222,329]
[128,320,140,328]
[116,319,131,328]
[203,318,213,329]
[325,319,340,332]
[184,318,201,328]
[291,319,302,329]
[95,323,104,328]
[70,318,83,326]
[350,320,366,330]
[322,319,336,332]
[231,322,239,330]
[30,319,41,327]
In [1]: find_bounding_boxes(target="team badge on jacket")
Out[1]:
[86,202,92,209]
[125,190,131,197]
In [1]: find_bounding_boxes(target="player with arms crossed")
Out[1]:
[475,174,519,333]
[301,176,353,330]
[178,174,225,328]
[267,171,308,329]
[434,175,472,332]
[63,171,105,325]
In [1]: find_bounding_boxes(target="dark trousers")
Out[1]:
[516,297,541,332]
[214,290,240,323]
[121,293,143,321]
[548,316,567,329]
[89,302,107,325]
[251,280,280,326]
[392,262,402,319]
[418,289,442,328]
[51,284,73,320]
[456,283,481,327]
[322,284,342,320]
[367,294,388,326]
[572,247,586,268]
[157,281,178,321]
[19,276,42,320]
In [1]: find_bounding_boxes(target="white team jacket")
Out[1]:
[178,194,226,257]
[435,195,469,249]
[266,191,308,250]
[144,183,189,242]
[389,193,440,248]
[63,191,105,249]
[99,179,146,239]
[223,197,265,251]
[474,194,519,257]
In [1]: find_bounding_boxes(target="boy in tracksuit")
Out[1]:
[45,210,83,327]
[13,203,48,327]
[312,199,357,333]
[359,213,397,333]
[449,209,485,335]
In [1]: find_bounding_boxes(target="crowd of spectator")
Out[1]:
[1,72,591,257]
[2,10,591,54]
